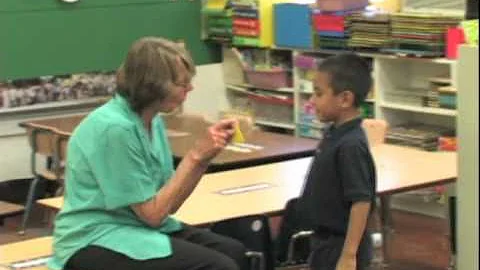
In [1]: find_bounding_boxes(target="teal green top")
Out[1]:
[48,95,182,270]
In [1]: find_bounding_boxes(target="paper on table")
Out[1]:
[166,129,190,137]
[9,256,51,269]
[217,183,272,195]
[225,145,252,153]
[231,142,264,150]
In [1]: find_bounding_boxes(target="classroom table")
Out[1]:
[0,236,52,270]
[172,144,457,223]
[19,113,318,172]
[38,144,457,222]
[36,144,457,266]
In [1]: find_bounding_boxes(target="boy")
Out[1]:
[297,53,376,270]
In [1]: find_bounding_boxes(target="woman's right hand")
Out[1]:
[190,118,237,163]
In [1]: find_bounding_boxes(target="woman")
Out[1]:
[48,37,248,270]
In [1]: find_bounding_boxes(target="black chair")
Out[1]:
[275,198,313,269]
[210,215,274,270]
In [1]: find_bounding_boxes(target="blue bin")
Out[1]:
[274,3,313,48]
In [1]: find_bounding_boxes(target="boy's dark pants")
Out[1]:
[309,230,373,270]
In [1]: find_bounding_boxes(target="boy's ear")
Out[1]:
[339,90,355,108]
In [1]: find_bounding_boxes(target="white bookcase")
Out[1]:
[222,46,458,138]
[374,56,457,129]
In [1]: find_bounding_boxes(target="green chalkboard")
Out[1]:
[0,1,221,80]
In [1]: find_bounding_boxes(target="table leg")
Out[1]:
[448,195,457,270]
[379,195,393,266]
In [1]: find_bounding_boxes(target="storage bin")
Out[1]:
[293,55,317,69]
[248,94,293,124]
[274,3,313,48]
[245,69,291,89]
[316,0,369,12]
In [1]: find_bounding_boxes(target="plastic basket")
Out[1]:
[245,69,291,89]
[316,0,369,12]
[248,94,294,124]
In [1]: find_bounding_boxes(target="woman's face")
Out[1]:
[158,59,193,113]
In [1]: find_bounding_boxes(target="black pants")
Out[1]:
[66,224,249,270]
[309,231,373,270]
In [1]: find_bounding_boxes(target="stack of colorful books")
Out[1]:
[348,11,391,50]
[384,13,462,57]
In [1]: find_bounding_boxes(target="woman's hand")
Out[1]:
[191,118,237,163]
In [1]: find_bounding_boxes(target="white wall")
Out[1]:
[456,45,479,270]
[0,135,32,181]
[0,63,227,183]
[183,63,229,121]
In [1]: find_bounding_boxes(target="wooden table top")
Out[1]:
[0,236,52,270]
[37,144,457,226]
[19,113,318,172]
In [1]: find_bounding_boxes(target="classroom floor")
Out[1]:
[0,207,452,270]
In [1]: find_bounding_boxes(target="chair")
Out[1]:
[275,198,312,270]
[210,215,274,270]
[50,129,70,196]
[162,112,211,134]
[361,118,388,147]
[0,200,24,226]
[363,118,392,266]
[18,123,66,234]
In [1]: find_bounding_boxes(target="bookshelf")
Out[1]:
[222,46,458,140]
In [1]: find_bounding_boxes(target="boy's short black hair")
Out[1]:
[317,53,372,107]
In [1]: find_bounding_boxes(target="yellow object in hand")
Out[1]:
[232,122,245,143]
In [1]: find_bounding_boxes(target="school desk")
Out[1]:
[19,113,318,172]
[38,144,457,221]
[36,144,457,265]
[0,236,52,270]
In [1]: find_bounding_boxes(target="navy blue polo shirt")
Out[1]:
[298,117,376,235]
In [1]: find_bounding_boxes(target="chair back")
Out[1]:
[210,215,275,270]
[361,119,388,147]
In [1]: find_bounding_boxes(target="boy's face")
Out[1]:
[309,71,349,123]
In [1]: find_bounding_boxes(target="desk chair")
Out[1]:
[50,130,70,196]
[361,119,388,147]
[362,118,390,267]
[19,123,66,234]
[0,201,25,226]
[162,112,211,134]
[210,215,274,270]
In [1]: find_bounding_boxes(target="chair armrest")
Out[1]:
[286,230,314,264]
